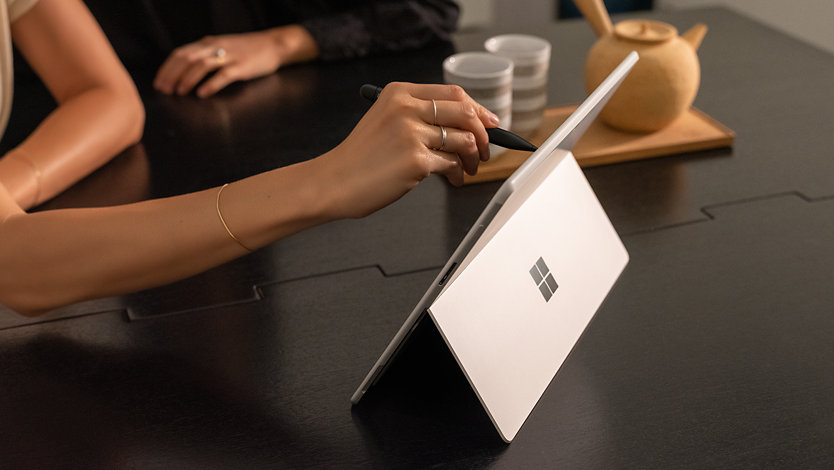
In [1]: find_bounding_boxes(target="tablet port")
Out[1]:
[439,262,458,286]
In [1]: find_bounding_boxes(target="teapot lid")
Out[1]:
[614,20,677,43]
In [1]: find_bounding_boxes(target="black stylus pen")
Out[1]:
[359,84,538,152]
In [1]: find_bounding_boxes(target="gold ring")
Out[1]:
[214,47,227,65]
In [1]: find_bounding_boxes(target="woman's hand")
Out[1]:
[315,82,500,220]
[154,25,319,98]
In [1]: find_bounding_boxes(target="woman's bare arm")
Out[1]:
[0,82,499,317]
[0,158,328,316]
[0,0,144,209]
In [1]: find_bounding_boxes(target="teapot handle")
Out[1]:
[573,0,613,37]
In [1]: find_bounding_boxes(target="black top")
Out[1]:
[260,0,459,60]
[80,0,459,77]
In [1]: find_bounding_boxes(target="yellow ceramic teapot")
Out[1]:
[574,0,707,132]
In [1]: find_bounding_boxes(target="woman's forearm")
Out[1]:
[0,0,146,210]
[0,158,330,316]
[0,84,144,209]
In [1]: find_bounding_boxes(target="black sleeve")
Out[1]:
[299,0,460,61]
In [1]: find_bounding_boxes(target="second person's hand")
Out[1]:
[153,25,319,98]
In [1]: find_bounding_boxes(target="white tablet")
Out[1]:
[352,52,638,442]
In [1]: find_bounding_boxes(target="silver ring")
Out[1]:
[432,99,438,126]
[214,47,227,65]
[439,125,447,151]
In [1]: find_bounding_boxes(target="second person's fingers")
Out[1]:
[175,56,223,95]
[197,67,243,98]
[154,46,201,91]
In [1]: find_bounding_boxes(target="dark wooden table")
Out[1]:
[2,7,833,468]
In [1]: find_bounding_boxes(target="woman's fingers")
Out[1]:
[154,37,229,95]
[318,82,502,219]
[403,82,501,128]
[174,56,223,95]
[197,66,242,98]
[428,150,465,186]
[428,99,499,162]
[154,44,206,93]
[386,82,499,163]
[422,124,480,175]
[375,82,498,181]
[403,82,480,104]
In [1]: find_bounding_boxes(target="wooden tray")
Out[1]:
[464,105,735,184]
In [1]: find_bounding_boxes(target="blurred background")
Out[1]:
[457,0,834,55]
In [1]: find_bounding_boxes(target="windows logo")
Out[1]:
[529,257,558,302]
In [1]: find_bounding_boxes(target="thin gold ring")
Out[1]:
[432,99,438,125]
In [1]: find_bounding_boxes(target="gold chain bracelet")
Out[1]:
[215,183,253,252]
